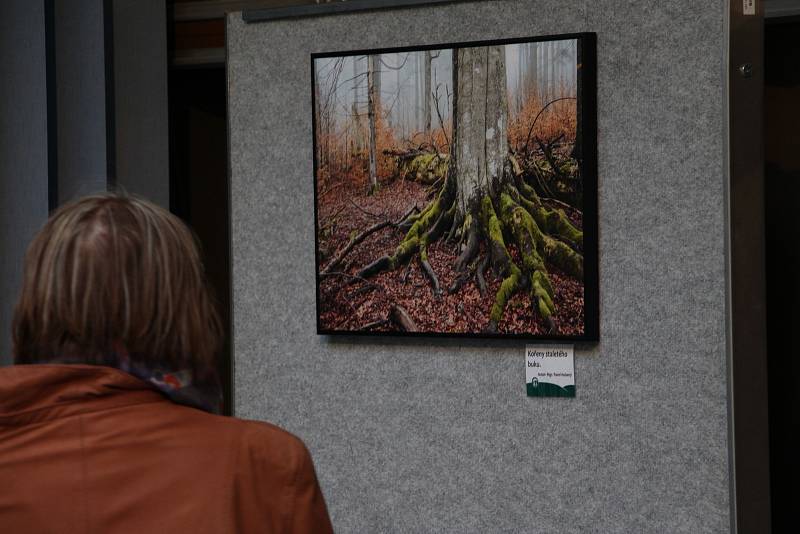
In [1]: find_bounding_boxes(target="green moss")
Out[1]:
[400,153,450,184]
[517,180,540,203]
[531,272,554,318]
[462,212,473,236]
[559,159,578,176]
[389,235,420,268]
[404,199,440,240]
[490,264,521,323]
[388,185,450,269]
[542,237,583,279]
[497,192,562,322]
[506,184,582,246]
[544,208,583,245]
[481,198,502,245]
[531,269,553,297]
[536,295,553,319]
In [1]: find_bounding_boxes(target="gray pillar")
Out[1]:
[54,0,169,208]
[54,0,110,204]
[112,0,170,208]
[0,1,51,365]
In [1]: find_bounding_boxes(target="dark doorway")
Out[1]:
[168,64,231,414]
[764,15,800,532]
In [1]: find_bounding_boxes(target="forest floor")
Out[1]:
[317,175,585,336]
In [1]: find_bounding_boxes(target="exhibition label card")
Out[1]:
[526,345,575,397]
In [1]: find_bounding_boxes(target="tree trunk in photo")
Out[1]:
[516,45,524,115]
[314,65,323,171]
[549,42,556,100]
[367,54,378,193]
[544,42,551,102]
[350,56,363,158]
[414,52,421,132]
[451,45,508,218]
[424,50,432,133]
[530,42,539,103]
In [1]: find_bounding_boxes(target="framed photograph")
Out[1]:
[313,33,598,341]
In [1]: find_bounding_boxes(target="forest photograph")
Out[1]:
[313,36,596,338]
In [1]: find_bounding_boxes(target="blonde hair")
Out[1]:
[12,193,222,381]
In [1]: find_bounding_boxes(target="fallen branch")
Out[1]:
[361,318,389,331]
[389,304,417,332]
[541,196,579,214]
[321,221,394,275]
[536,134,567,182]
[419,256,441,297]
[318,182,345,200]
[319,205,347,232]
[347,198,381,218]
[321,204,420,275]
[382,148,431,160]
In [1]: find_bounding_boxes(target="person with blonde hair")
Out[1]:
[0,193,333,533]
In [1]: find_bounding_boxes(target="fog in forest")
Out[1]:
[314,39,578,146]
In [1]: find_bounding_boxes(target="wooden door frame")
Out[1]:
[727,0,771,532]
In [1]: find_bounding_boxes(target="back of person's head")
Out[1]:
[12,192,222,384]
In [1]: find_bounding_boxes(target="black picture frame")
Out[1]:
[312,32,598,342]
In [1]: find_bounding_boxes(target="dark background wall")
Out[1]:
[113,0,170,206]
[764,15,800,532]
[0,1,51,366]
[0,0,170,365]
[54,0,110,204]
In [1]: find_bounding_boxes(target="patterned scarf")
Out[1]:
[113,353,223,415]
[48,349,223,415]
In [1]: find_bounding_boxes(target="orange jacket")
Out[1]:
[0,364,334,533]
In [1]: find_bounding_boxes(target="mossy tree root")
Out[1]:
[454,215,480,272]
[356,170,457,296]
[476,177,584,332]
[475,254,490,296]
[419,204,456,296]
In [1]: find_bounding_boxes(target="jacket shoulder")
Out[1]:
[162,406,310,477]
[225,418,332,532]
[234,417,310,471]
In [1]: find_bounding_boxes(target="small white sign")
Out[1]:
[526,345,575,397]
[743,0,755,16]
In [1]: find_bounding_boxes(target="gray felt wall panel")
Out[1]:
[227,1,730,532]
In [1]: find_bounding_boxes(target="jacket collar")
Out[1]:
[0,364,166,426]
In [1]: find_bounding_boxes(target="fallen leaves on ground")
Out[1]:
[317,177,585,336]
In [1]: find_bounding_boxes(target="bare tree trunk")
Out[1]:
[424,50,432,133]
[549,42,555,101]
[452,45,509,216]
[367,54,378,192]
[542,42,550,102]
[413,52,421,132]
[314,65,323,170]
[530,42,538,103]
[516,44,524,115]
